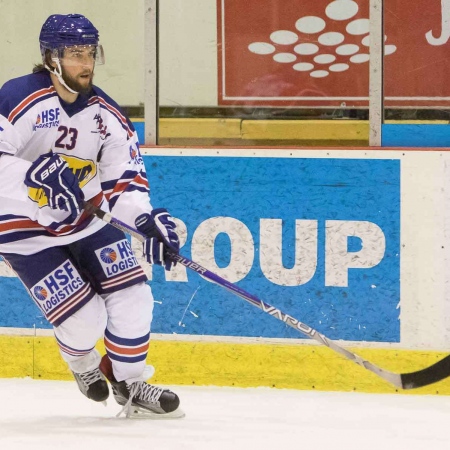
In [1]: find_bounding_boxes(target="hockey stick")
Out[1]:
[84,202,450,390]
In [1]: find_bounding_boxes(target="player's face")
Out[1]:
[60,46,96,94]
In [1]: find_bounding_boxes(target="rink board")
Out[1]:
[1,147,450,393]
[2,334,450,395]
[0,150,401,342]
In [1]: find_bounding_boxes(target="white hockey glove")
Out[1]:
[135,208,180,271]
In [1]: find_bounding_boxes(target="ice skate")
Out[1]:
[72,367,109,403]
[99,354,184,419]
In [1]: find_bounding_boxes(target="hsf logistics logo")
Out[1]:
[96,240,139,278]
[33,286,48,301]
[100,247,117,264]
[31,261,85,314]
[34,108,60,129]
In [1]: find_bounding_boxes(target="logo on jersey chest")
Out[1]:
[31,261,85,313]
[35,108,60,129]
[92,114,111,140]
[95,240,139,278]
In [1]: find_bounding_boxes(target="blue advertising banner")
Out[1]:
[0,156,400,342]
[148,156,400,342]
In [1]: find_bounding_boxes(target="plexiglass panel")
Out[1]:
[159,0,372,147]
[382,0,450,147]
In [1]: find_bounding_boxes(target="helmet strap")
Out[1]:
[44,59,78,95]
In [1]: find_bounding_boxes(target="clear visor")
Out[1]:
[50,44,105,66]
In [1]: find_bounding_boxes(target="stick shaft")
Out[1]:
[85,202,450,389]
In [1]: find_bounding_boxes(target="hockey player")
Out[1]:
[0,14,183,418]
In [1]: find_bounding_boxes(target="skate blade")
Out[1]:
[127,406,185,420]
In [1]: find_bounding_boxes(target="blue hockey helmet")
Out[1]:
[39,14,105,65]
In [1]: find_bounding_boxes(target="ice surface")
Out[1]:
[1,378,450,450]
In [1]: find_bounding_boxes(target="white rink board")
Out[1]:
[1,147,449,350]
[139,146,450,350]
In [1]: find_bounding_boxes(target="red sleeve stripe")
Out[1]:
[104,174,149,201]
[8,87,56,123]
[0,218,44,233]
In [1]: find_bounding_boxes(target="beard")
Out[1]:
[61,67,94,95]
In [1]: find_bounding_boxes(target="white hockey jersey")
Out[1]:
[0,70,152,255]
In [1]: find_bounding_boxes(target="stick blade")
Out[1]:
[400,355,450,389]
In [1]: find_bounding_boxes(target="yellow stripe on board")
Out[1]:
[241,120,369,141]
[159,118,242,139]
[142,119,449,142]
[1,335,450,395]
[0,336,34,378]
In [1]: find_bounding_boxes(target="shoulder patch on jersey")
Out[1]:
[89,86,135,138]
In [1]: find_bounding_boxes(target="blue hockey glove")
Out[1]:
[24,152,84,222]
[135,208,180,271]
